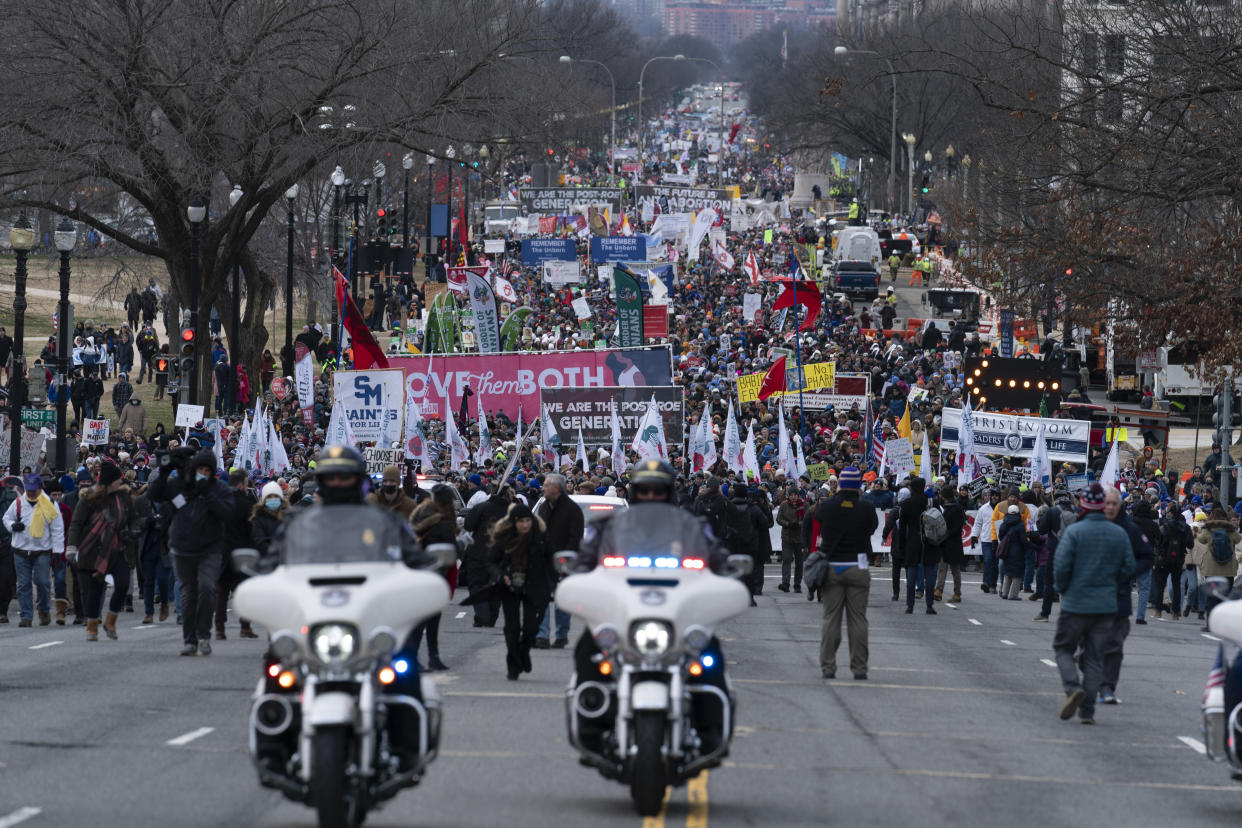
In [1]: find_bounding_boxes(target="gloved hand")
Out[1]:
[10,520,25,534]
[66,546,79,563]
[970,537,977,548]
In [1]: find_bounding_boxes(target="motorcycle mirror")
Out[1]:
[554,550,578,577]
[425,543,457,569]
[1204,576,1233,602]
[726,554,753,579]
[231,547,261,577]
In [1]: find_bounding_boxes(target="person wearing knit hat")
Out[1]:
[4,473,64,628]
[1050,481,1134,725]
[489,500,551,681]
[814,465,878,679]
[65,459,138,642]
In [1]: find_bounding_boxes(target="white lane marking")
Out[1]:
[1179,736,1207,755]
[28,640,63,650]
[1000,640,1017,646]
[943,601,959,610]
[455,612,466,619]
[1040,658,1057,668]
[1202,633,1222,642]
[0,808,43,828]
[133,624,162,630]
[166,726,215,746]
[968,619,982,626]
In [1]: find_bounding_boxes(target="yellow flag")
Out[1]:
[897,405,911,440]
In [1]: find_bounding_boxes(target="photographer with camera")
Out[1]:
[148,447,234,656]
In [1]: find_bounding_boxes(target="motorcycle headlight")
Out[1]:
[683,625,711,654]
[311,623,358,666]
[630,619,673,657]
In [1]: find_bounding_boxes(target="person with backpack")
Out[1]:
[1098,487,1153,704]
[1153,505,1192,620]
[897,477,938,614]
[1193,506,1242,624]
[997,504,1035,599]
[1034,486,1077,621]
[1130,499,1162,624]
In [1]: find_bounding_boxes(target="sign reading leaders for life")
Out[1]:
[634,185,732,215]
[539,386,685,447]
[519,187,625,214]
[939,408,1091,465]
[333,369,405,442]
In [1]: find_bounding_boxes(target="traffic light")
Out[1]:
[179,324,196,378]
[376,208,388,237]
[1212,383,1237,447]
[920,174,930,194]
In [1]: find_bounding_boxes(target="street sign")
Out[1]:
[20,408,55,429]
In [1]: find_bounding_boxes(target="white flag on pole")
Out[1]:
[1101,436,1120,488]
[326,399,358,449]
[610,399,627,477]
[404,395,434,470]
[445,402,471,471]
[631,395,668,461]
[576,427,589,472]
[742,421,760,481]
[723,398,745,475]
[476,394,493,465]
[1032,422,1052,487]
[540,403,562,467]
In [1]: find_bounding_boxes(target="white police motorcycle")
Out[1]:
[554,503,752,816]
[232,504,454,827]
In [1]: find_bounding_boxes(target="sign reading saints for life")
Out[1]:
[332,369,405,442]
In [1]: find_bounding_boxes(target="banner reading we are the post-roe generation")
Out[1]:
[390,347,673,421]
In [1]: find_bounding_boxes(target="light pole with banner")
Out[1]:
[285,183,298,376]
[187,195,206,405]
[637,54,685,174]
[560,56,617,185]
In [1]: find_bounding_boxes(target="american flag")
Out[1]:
[868,399,885,469]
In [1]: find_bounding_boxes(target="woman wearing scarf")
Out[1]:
[487,502,553,681]
[67,461,140,641]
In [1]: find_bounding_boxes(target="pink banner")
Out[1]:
[390,348,672,420]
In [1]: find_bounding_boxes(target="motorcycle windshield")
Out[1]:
[596,503,713,563]
[279,504,407,565]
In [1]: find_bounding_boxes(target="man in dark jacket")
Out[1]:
[897,477,935,614]
[148,448,234,655]
[1097,488,1154,704]
[815,467,878,679]
[726,485,758,605]
[408,486,457,671]
[463,487,512,627]
[214,469,257,640]
[694,476,731,541]
[534,474,583,648]
[743,486,772,597]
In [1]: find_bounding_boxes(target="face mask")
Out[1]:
[265,498,282,511]
[382,485,397,495]
[196,472,210,482]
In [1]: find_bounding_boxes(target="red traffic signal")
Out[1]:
[377,208,387,218]
[181,328,194,342]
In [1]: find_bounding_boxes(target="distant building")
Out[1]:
[663,0,836,48]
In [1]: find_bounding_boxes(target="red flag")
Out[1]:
[770,278,822,331]
[758,355,787,401]
[728,123,741,144]
[457,204,469,248]
[333,267,390,370]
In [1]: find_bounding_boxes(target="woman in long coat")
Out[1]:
[488,502,553,681]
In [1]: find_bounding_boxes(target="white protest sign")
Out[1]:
[333,369,405,442]
[83,418,111,446]
[572,296,592,320]
[742,293,762,324]
[543,260,581,285]
[883,437,916,479]
[364,446,403,475]
[174,404,206,429]
[0,428,47,469]
[484,239,505,253]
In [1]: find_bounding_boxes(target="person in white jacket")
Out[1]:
[3,474,65,627]
[968,489,1000,593]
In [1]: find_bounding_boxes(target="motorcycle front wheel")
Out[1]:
[630,711,668,817]
[312,725,356,827]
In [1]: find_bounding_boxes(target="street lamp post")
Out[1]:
[560,56,618,185]
[8,213,35,474]
[902,133,917,220]
[53,217,77,475]
[228,184,243,364]
[835,46,898,213]
[285,183,298,376]
[330,165,345,348]
[187,195,206,406]
[638,54,686,174]
[445,145,456,262]
[402,152,413,253]
[425,154,435,272]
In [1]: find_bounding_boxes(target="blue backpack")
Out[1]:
[1211,529,1233,565]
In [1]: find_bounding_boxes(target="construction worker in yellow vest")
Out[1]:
[909,254,925,287]
[848,199,861,225]
[888,252,901,283]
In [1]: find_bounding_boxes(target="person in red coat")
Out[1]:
[234,365,251,410]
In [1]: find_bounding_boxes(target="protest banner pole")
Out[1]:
[790,251,808,450]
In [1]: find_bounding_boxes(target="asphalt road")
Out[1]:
[1,559,1236,828]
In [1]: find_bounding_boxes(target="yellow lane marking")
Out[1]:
[641,787,671,828]
[686,770,709,828]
